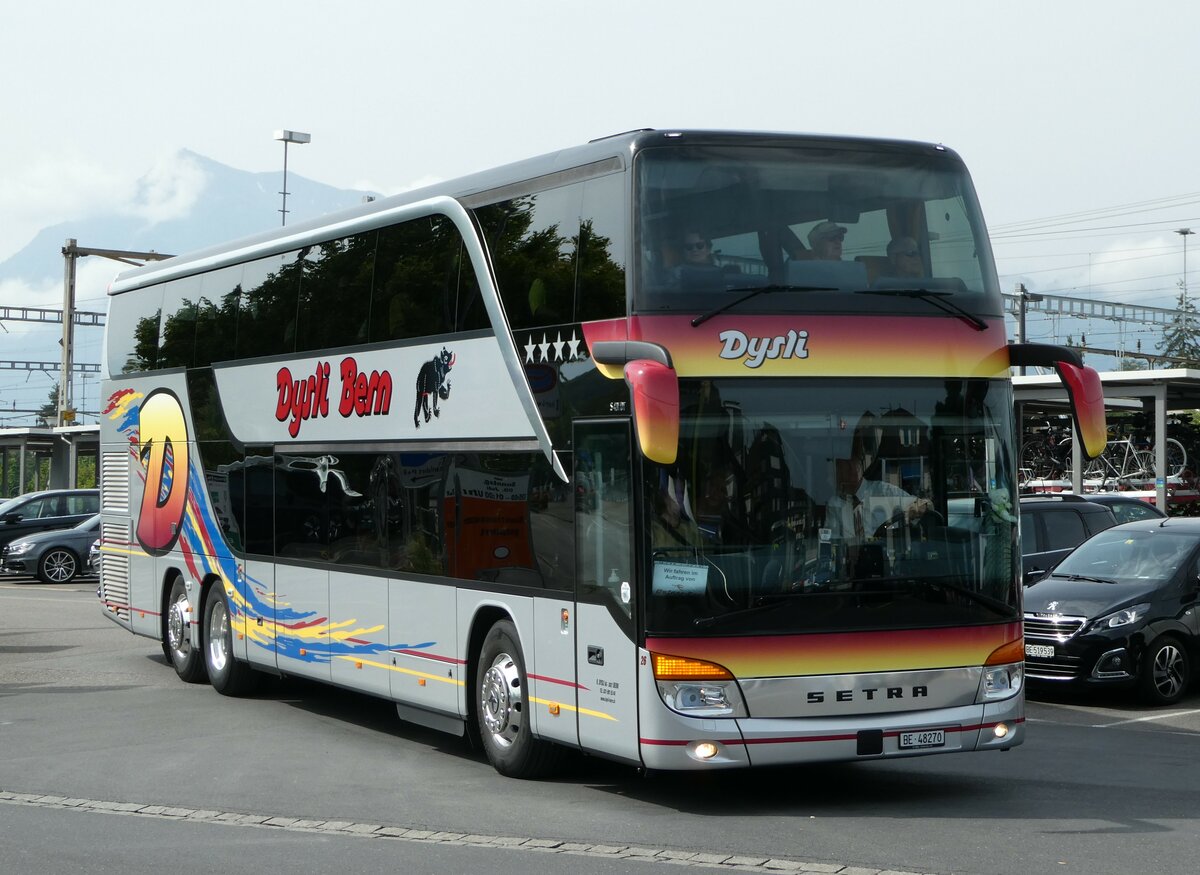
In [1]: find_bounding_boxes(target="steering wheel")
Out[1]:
[873,504,944,538]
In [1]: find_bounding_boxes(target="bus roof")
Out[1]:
[107,128,961,295]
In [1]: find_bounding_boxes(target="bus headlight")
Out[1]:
[979,662,1023,701]
[651,652,748,718]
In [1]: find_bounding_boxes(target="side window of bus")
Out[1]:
[371,217,456,342]
[474,184,583,329]
[238,252,300,360]
[158,274,202,369]
[194,265,243,367]
[294,233,377,354]
[107,284,164,375]
[577,173,627,321]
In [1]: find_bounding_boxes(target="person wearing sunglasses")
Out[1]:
[681,230,717,266]
[885,236,924,278]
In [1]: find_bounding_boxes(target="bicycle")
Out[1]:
[1078,436,1188,487]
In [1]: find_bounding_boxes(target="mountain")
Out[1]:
[0,150,377,284]
[0,150,378,428]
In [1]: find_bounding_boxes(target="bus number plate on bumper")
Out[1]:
[898,729,945,750]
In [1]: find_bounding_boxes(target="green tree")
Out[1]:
[37,383,58,427]
[1159,286,1200,365]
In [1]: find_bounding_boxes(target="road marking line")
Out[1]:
[0,788,931,874]
[1092,709,1200,728]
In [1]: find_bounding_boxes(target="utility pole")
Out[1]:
[1015,283,1044,375]
[59,241,172,426]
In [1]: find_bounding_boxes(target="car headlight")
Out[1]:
[5,540,35,556]
[1089,603,1151,632]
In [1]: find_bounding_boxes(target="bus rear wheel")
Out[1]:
[204,585,259,696]
[165,575,207,683]
[476,619,563,779]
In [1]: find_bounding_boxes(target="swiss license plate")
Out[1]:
[1025,643,1054,659]
[899,729,945,750]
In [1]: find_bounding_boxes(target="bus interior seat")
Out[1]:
[785,258,868,289]
[855,255,890,285]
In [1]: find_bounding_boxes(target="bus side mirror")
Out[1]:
[1010,342,1106,460]
[624,359,679,465]
[591,340,680,466]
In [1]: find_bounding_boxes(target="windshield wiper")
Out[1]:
[916,576,1014,616]
[856,288,987,331]
[691,285,835,327]
[1049,573,1117,584]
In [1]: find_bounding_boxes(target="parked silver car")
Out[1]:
[1,514,100,583]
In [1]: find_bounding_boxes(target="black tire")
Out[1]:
[37,548,79,584]
[203,585,259,696]
[165,575,207,683]
[476,619,564,779]
[1139,634,1191,705]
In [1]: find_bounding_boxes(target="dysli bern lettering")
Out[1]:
[276,356,393,438]
[718,328,809,368]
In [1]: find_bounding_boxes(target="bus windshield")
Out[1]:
[643,377,1018,635]
[635,142,999,315]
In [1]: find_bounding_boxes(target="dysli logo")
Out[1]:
[717,328,809,368]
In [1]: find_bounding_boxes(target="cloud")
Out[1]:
[126,152,210,225]
[0,154,130,261]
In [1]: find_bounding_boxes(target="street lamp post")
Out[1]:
[274,130,311,226]
[1177,228,1194,297]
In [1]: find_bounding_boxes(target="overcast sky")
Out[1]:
[1,1,1198,418]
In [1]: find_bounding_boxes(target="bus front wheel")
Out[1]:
[204,585,259,696]
[476,619,563,779]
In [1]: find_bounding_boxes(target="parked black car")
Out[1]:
[1024,518,1200,705]
[1,514,100,583]
[1020,495,1118,584]
[1083,492,1168,524]
[0,489,100,550]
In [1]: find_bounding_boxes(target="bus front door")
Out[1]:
[574,420,640,763]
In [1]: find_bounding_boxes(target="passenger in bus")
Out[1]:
[670,228,739,290]
[807,221,847,261]
[651,469,702,550]
[884,237,924,278]
[681,229,718,268]
[824,432,932,542]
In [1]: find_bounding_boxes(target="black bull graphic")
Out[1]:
[414,347,454,427]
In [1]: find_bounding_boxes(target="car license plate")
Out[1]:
[1025,643,1054,659]
[899,729,944,750]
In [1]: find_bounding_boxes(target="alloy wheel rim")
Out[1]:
[1152,644,1185,699]
[480,652,522,748]
[44,550,76,583]
[208,601,229,673]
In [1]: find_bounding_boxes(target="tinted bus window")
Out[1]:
[158,274,202,369]
[107,284,164,375]
[475,184,582,329]
[578,173,627,322]
[295,233,377,353]
[371,217,459,342]
[194,265,244,367]
[237,252,299,360]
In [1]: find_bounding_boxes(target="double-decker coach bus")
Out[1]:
[97,129,1105,777]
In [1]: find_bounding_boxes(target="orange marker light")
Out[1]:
[651,652,733,681]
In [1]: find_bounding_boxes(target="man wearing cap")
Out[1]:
[808,220,847,260]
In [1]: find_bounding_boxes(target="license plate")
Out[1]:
[899,729,945,749]
[1025,643,1054,659]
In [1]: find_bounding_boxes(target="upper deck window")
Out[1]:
[634,143,1000,318]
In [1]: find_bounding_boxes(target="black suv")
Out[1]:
[1020,495,1117,585]
[1024,518,1200,704]
[0,489,100,550]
